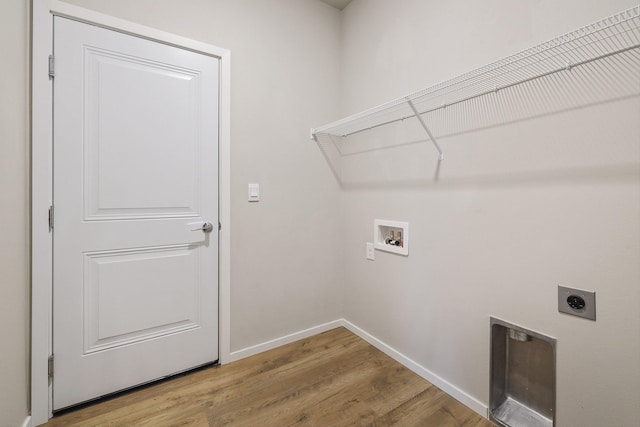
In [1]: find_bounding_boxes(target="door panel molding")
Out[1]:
[31,0,230,423]
[82,244,201,355]
[83,45,203,220]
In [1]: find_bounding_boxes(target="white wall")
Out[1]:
[0,0,31,425]
[60,0,345,352]
[339,1,640,426]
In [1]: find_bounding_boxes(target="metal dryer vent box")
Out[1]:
[490,317,556,427]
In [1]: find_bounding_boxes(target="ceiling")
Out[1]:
[319,0,353,11]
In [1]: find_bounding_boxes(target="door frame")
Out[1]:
[31,1,231,423]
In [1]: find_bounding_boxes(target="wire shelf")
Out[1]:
[311,6,640,163]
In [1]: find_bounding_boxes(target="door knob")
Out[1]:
[191,222,214,233]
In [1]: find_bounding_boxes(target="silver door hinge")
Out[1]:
[48,55,55,78]
[219,221,221,231]
[48,205,54,232]
[48,355,54,381]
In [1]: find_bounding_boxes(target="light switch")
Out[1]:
[248,183,260,202]
[366,242,375,261]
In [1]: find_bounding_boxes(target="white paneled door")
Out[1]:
[52,17,219,410]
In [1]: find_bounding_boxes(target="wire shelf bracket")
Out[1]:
[406,98,444,161]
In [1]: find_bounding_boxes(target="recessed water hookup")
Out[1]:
[385,230,403,247]
[374,219,409,256]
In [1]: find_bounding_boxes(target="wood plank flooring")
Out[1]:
[44,327,494,426]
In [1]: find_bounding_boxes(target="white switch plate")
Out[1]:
[248,183,259,202]
[366,242,375,261]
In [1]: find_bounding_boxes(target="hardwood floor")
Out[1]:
[44,327,494,426]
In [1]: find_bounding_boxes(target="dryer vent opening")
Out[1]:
[490,318,556,427]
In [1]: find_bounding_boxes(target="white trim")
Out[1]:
[218,45,232,365]
[228,320,344,362]
[341,319,488,418]
[31,1,54,424]
[31,1,231,424]
[49,0,226,57]
[21,416,33,427]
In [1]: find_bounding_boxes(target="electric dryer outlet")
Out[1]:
[558,285,596,320]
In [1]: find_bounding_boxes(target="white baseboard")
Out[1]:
[340,319,488,418]
[21,415,32,427]
[228,319,343,362]
[227,318,488,419]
